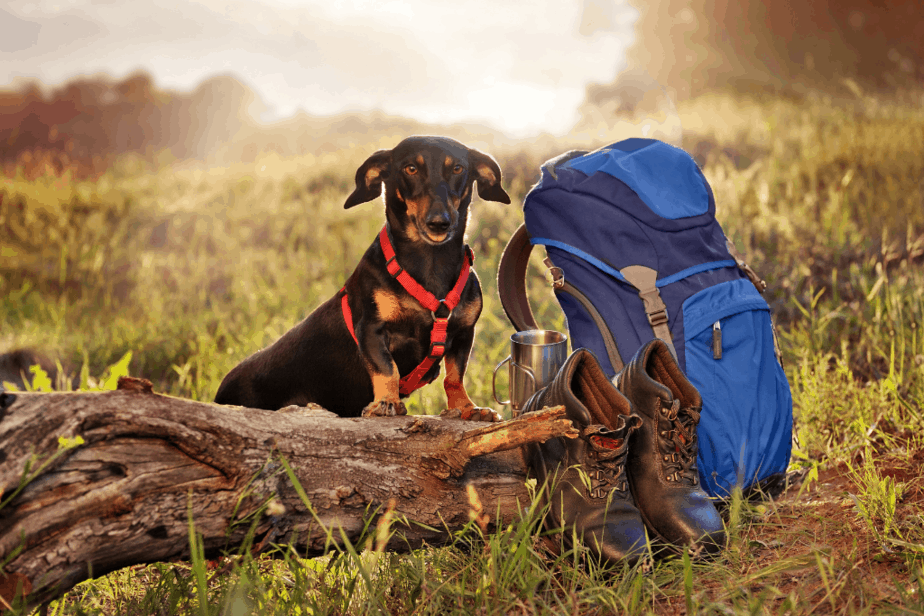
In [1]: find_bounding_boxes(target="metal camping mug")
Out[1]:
[492,330,568,416]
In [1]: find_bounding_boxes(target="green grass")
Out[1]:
[2,89,924,614]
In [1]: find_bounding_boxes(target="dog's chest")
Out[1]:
[373,289,477,353]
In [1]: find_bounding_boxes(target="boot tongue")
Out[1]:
[584,417,639,458]
[589,433,624,452]
[582,424,635,496]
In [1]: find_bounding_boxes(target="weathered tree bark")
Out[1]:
[0,381,574,610]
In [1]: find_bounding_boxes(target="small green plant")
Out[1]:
[847,449,907,547]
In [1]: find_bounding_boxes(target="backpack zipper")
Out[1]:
[712,320,722,360]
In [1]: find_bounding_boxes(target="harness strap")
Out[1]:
[379,226,472,314]
[342,227,474,396]
[342,290,356,341]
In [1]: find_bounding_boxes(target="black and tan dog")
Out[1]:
[215,136,510,420]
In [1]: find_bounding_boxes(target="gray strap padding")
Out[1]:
[619,265,678,360]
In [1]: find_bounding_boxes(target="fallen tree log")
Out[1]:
[0,379,575,610]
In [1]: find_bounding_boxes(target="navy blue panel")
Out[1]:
[565,140,710,219]
[529,168,716,234]
[530,238,628,283]
[546,246,650,378]
[524,181,730,282]
[525,186,658,272]
[554,291,618,376]
[657,260,737,287]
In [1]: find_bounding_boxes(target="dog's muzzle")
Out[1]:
[420,182,459,242]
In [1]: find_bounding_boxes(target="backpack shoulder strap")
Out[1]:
[497,223,538,332]
[497,223,626,373]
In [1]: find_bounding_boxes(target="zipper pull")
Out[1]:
[712,320,722,360]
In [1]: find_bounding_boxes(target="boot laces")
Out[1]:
[658,399,701,485]
[582,420,638,499]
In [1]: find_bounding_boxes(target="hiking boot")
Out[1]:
[615,338,725,556]
[522,348,648,565]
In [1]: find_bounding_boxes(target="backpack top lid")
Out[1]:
[524,138,731,282]
[561,138,711,221]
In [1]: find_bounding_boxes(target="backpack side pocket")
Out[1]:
[682,279,794,497]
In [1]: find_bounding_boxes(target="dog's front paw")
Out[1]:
[440,405,503,422]
[362,397,408,418]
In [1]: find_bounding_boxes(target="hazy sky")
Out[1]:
[1,0,638,137]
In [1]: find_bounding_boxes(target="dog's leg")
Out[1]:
[439,329,502,422]
[357,321,408,418]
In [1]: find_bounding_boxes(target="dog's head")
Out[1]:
[344,136,511,245]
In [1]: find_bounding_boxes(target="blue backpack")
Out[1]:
[498,138,793,498]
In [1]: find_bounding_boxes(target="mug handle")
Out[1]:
[492,356,511,405]
[511,360,537,401]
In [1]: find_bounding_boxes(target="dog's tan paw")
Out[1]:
[440,405,503,422]
[362,398,408,418]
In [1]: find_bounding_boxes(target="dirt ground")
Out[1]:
[729,449,924,613]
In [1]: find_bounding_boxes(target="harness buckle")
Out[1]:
[428,314,449,357]
[385,255,402,278]
[647,307,669,328]
[428,340,446,358]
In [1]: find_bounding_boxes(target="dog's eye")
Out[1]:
[404,165,418,175]
[452,164,464,175]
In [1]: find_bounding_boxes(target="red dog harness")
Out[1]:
[341,226,474,395]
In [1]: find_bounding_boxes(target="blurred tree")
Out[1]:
[582,0,922,101]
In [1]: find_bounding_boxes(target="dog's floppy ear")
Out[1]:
[344,149,392,209]
[468,149,511,204]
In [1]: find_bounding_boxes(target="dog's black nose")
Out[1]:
[426,212,451,234]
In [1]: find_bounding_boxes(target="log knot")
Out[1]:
[401,417,433,434]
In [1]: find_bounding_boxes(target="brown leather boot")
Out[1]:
[615,339,725,556]
[522,348,648,565]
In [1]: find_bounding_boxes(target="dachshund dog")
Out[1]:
[215,136,510,421]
